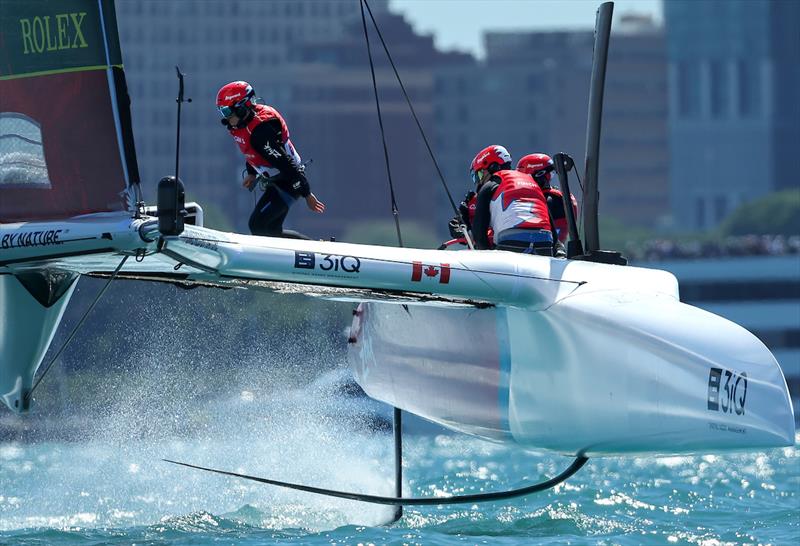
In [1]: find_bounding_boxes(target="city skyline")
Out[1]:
[111,0,796,238]
[391,0,663,58]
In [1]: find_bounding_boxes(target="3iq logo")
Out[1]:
[707,367,748,415]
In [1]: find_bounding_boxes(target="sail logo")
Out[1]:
[411,262,450,284]
[19,12,88,55]
[1,229,63,249]
[707,367,748,415]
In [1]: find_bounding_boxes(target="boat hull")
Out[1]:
[348,289,795,456]
[2,215,794,449]
[0,272,77,412]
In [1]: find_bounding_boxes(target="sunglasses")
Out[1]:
[218,105,236,118]
[218,96,251,118]
[471,168,487,186]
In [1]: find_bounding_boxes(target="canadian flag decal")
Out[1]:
[411,262,451,284]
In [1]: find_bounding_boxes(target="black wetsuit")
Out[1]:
[244,117,311,239]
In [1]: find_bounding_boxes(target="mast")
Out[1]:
[582,2,614,253]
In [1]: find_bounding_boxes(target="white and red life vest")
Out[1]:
[489,170,551,235]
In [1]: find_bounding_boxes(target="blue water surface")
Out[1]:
[1,377,798,545]
[1,435,798,545]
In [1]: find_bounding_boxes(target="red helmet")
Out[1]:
[216,81,255,119]
[469,145,512,186]
[517,153,554,186]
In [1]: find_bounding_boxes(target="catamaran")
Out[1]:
[0,0,794,516]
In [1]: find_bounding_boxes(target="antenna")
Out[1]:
[157,66,190,236]
[174,66,191,186]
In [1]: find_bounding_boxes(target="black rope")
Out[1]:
[360,1,406,521]
[360,0,403,248]
[164,455,588,506]
[25,255,129,403]
[361,0,460,217]
[574,168,585,233]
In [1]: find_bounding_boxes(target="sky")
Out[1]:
[389,0,663,58]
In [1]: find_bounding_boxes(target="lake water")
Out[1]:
[1,375,798,545]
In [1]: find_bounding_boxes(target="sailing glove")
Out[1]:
[448,217,464,239]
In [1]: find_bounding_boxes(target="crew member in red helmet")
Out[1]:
[216,81,324,239]
[470,145,558,256]
[516,153,578,252]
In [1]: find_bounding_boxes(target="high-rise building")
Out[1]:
[665,0,800,231]
[602,15,668,228]
[117,0,673,240]
[116,0,389,233]
[280,12,471,239]
[434,21,668,230]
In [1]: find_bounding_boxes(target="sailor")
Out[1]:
[216,81,325,239]
[470,145,558,256]
[516,153,578,256]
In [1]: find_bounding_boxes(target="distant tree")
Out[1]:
[597,215,655,250]
[720,189,800,236]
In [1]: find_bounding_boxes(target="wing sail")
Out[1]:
[0,0,139,222]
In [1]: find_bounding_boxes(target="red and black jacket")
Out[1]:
[227,104,310,198]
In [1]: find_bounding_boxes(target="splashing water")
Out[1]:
[1,286,797,544]
[1,365,401,531]
[1,429,798,544]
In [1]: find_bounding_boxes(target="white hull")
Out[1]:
[0,273,77,411]
[348,296,794,456]
[0,214,794,456]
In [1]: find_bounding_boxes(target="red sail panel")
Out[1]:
[0,0,135,222]
[0,71,127,221]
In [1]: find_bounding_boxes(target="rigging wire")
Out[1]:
[25,255,129,403]
[360,0,403,249]
[360,0,473,249]
[361,0,461,217]
[360,0,405,523]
